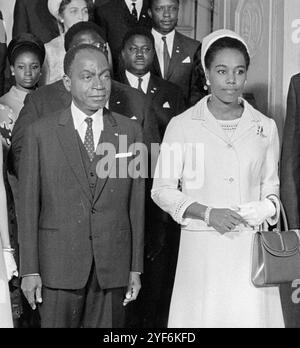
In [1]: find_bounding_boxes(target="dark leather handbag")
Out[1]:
[251,201,300,287]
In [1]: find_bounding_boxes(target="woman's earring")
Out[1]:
[11,72,15,76]
[206,79,211,86]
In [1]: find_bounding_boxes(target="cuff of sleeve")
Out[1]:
[266,195,280,226]
[175,198,198,226]
[22,273,40,277]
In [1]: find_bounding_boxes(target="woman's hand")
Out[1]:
[209,208,248,234]
[3,249,18,281]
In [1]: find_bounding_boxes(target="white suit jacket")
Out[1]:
[151,96,280,231]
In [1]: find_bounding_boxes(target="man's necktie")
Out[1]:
[162,36,171,79]
[84,117,95,161]
[137,77,143,93]
[131,2,138,21]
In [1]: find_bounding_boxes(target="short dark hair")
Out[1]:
[121,27,155,50]
[64,21,106,51]
[149,0,179,9]
[63,43,106,76]
[204,37,250,70]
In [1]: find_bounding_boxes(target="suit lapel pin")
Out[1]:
[116,101,121,104]
[114,133,119,137]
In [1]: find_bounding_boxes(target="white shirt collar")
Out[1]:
[151,28,176,77]
[71,101,104,152]
[125,70,150,94]
[124,0,143,19]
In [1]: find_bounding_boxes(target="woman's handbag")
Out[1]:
[251,200,300,287]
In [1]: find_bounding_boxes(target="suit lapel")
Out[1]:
[152,52,163,78]
[166,31,184,80]
[93,109,119,203]
[56,109,93,203]
[230,102,258,143]
[147,75,160,99]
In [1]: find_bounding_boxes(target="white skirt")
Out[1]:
[168,229,284,328]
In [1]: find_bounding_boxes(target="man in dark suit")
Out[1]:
[12,0,59,43]
[94,0,152,75]
[119,27,185,328]
[18,44,145,328]
[280,73,300,328]
[120,27,186,138]
[10,21,160,177]
[149,0,203,103]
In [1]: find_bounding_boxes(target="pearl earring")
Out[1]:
[206,79,211,86]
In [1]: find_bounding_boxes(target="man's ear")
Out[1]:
[63,74,71,92]
[148,8,152,19]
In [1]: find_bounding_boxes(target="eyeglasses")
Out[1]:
[93,42,108,53]
[128,46,152,55]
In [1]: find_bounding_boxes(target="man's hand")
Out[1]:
[123,272,141,307]
[21,275,43,310]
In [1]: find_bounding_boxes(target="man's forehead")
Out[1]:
[73,31,103,44]
[73,50,108,68]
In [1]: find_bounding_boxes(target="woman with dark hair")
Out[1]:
[0,33,45,142]
[152,29,284,328]
[42,0,91,85]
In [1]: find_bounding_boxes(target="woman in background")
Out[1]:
[0,33,45,121]
[42,0,90,85]
[152,29,284,328]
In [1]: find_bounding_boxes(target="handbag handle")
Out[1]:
[278,199,289,231]
[259,197,289,232]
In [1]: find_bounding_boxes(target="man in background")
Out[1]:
[149,0,204,103]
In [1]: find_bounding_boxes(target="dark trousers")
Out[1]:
[280,283,300,328]
[39,264,126,328]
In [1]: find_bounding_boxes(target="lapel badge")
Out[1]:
[116,101,121,104]
[256,125,266,137]
[114,133,119,137]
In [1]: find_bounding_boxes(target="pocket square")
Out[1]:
[182,56,191,64]
[115,152,133,158]
[163,102,171,109]
[131,116,138,120]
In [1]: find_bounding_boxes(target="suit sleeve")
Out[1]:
[260,119,280,200]
[18,123,41,276]
[9,93,40,177]
[12,0,29,38]
[151,117,197,224]
[129,124,145,273]
[280,77,300,228]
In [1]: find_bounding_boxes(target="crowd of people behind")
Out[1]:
[0,0,299,329]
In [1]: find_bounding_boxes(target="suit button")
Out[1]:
[227,144,233,149]
[229,177,235,183]
[89,236,92,240]
[90,172,95,177]
[91,208,96,214]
